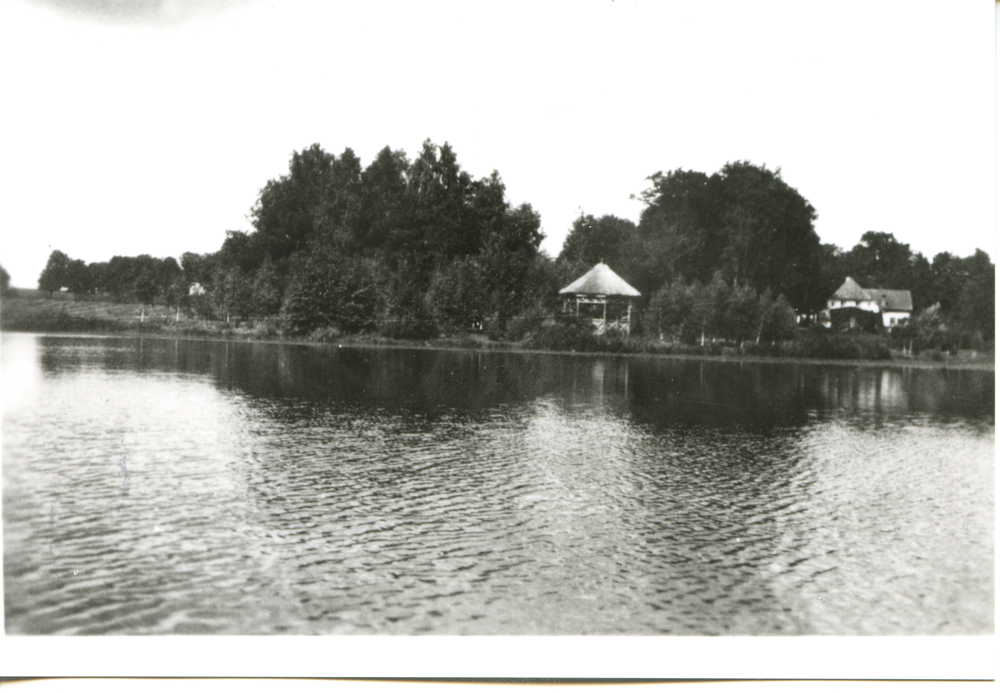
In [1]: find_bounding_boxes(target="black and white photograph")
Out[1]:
[0,0,994,679]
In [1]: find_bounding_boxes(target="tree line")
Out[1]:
[34,141,551,337]
[26,144,994,347]
[37,250,192,308]
[557,165,994,345]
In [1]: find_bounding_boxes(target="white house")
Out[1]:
[827,277,913,328]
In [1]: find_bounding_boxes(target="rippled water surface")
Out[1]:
[2,333,993,634]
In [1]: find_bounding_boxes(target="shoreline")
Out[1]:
[3,326,993,372]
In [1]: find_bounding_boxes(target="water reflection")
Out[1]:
[31,335,994,425]
[4,334,994,635]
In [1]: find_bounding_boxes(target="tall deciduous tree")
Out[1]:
[281,249,379,334]
[252,255,283,316]
[842,232,919,289]
[955,249,995,339]
[558,214,641,286]
[358,146,410,251]
[713,162,821,311]
[215,266,254,320]
[134,273,159,307]
[251,144,337,264]
[648,277,698,342]
[426,256,488,330]
[480,202,543,329]
[38,250,72,295]
[635,162,823,312]
[216,139,549,335]
[65,259,93,295]
[180,252,217,290]
[635,169,718,293]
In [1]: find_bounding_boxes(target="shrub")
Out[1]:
[377,314,439,340]
[248,321,279,338]
[524,316,595,351]
[281,252,379,335]
[488,316,543,342]
[308,326,341,342]
[829,307,882,333]
[739,342,781,357]
[786,332,891,360]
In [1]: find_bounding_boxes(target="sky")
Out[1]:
[0,0,994,288]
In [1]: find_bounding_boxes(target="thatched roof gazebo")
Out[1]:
[559,262,641,336]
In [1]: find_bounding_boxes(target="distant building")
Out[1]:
[559,262,641,336]
[188,282,207,296]
[827,277,913,329]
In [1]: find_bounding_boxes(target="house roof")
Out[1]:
[831,277,870,301]
[866,289,913,312]
[831,277,913,312]
[559,262,641,297]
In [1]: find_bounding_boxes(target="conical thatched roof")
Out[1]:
[559,262,641,297]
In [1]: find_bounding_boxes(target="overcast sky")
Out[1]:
[0,0,994,288]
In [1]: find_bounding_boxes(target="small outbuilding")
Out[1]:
[559,262,641,336]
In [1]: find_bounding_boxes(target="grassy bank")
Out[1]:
[2,293,993,369]
[0,293,274,338]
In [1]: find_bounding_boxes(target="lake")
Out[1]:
[2,333,993,635]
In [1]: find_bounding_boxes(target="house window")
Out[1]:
[889,317,897,326]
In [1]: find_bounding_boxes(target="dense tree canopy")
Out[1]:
[234,140,545,334]
[557,163,824,313]
[28,146,993,348]
[834,231,932,309]
[633,163,824,311]
[558,214,642,286]
[38,250,72,295]
[815,232,993,341]
[635,169,716,284]
[36,249,182,305]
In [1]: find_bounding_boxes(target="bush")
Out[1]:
[486,316,543,342]
[376,314,439,340]
[281,252,379,335]
[518,316,657,354]
[247,321,279,338]
[785,331,891,360]
[592,333,633,353]
[308,326,342,342]
[829,307,882,333]
[739,342,781,357]
[485,318,507,342]
[507,316,542,342]
[524,316,596,352]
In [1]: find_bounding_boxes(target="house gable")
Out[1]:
[831,277,870,302]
